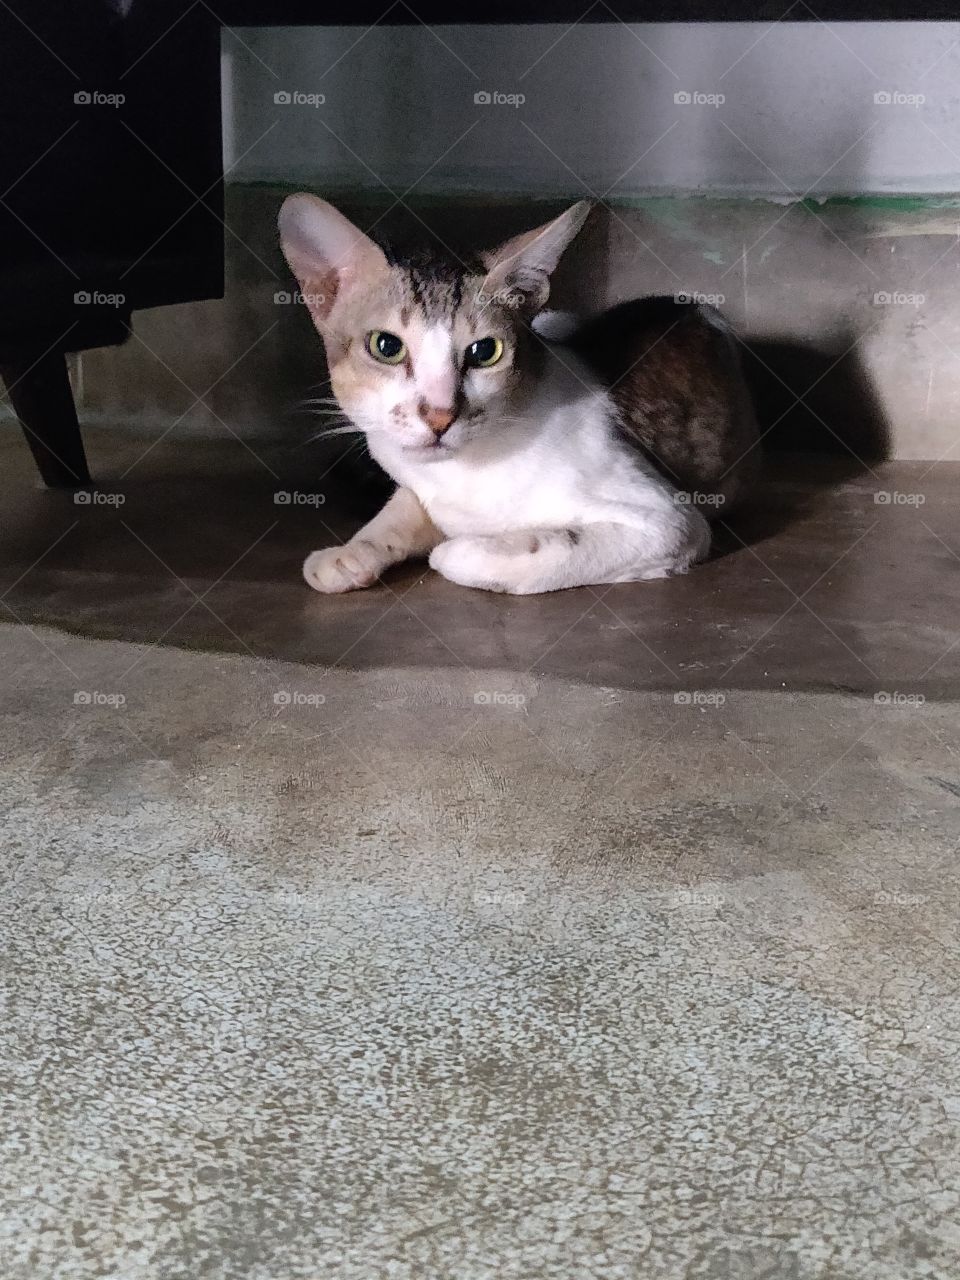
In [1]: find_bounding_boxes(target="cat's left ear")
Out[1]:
[481,201,591,315]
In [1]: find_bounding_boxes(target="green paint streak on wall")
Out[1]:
[805,195,960,212]
[241,180,960,213]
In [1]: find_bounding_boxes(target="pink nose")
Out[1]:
[418,402,457,436]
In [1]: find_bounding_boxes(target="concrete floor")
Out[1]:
[2,429,960,1279]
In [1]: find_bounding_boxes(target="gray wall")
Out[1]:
[53,26,960,459]
[225,23,960,197]
[73,187,960,459]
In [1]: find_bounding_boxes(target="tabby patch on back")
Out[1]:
[279,194,759,595]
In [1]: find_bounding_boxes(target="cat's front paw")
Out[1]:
[429,533,543,593]
[303,541,385,593]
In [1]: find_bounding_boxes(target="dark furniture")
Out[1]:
[0,0,222,486]
[0,0,947,485]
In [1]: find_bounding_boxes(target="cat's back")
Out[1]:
[568,297,760,511]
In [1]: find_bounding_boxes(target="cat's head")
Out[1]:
[278,195,590,457]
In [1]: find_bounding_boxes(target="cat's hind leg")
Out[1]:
[429,511,710,594]
[304,486,442,593]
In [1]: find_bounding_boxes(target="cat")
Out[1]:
[278,195,759,595]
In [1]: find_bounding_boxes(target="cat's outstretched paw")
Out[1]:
[303,541,385,593]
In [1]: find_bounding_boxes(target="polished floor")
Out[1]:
[2,429,958,1279]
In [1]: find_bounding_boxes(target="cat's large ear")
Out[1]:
[481,201,591,315]
[278,194,388,331]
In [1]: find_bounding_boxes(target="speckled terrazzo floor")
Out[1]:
[2,433,959,1279]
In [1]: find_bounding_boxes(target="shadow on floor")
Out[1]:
[743,335,891,462]
[712,335,891,553]
[1,377,957,699]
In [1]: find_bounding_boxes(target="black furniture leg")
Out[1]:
[0,348,91,487]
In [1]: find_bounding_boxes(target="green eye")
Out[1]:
[367,331,407,364]
[465,337,504,368]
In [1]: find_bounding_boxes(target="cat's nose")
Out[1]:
[418,402,457,436]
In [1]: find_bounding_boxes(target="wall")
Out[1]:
[72,186,960,459]
[224,22,960,198]
[48,24,960,460]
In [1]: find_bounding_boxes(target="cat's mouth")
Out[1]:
[406,437,453,456]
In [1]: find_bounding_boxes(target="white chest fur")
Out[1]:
[369,372,678,540]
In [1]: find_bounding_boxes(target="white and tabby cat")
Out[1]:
[278,195,759,595]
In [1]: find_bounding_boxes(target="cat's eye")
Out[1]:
[367,330,407,364]
[465,337,504,369]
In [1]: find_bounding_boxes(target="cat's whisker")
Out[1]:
[296,401,354,422]
[304,424,364,444]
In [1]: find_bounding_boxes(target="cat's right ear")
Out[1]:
[481,201,591,315]
[278,195,387,331]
